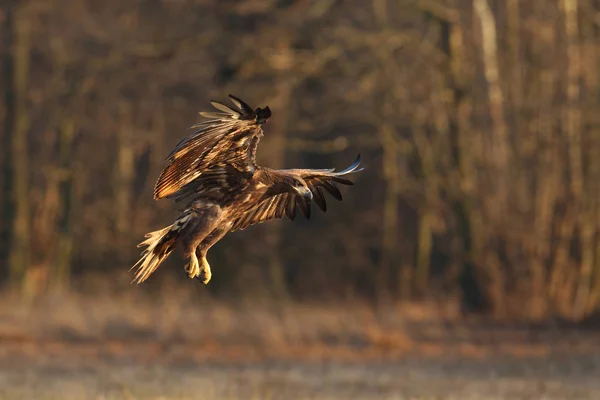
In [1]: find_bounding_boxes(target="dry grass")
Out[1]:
[1,279,600,399]
[0,276,424,359]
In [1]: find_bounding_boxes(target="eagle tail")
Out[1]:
[131,212,193,284]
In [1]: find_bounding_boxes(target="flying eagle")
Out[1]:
[131,94,363,284]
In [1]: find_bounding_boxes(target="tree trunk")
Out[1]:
[559,0,587,319]
[506,0,523,110]
[7,4,32,290]
[380,124,400,301]
[115,104,134,237]
[474,0,509,216]
[53,120,76,290]
[0,2,15,280]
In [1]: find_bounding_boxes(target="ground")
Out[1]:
[0,286,599,399]
[2,351,600,399]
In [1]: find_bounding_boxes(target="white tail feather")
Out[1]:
[130,225,177,284]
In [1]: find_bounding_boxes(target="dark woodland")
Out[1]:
[1,0,600,323]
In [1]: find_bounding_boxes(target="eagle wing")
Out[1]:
[230,155,363,232]
[153,94,271,200]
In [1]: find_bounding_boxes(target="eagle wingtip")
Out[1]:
[153,186,163,200]
[228,93,244,103]
[153,187,169,201]
[227,94,256,118]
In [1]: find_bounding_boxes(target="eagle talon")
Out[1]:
[185,252,201,279]
[199,257,212,284]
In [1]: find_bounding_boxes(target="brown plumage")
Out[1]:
[131,94,363,285]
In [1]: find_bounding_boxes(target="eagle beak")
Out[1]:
[295,186,313,201]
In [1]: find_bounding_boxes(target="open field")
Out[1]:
[2,353,600,400]
[0,290,600,399]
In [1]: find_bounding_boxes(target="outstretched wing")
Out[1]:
[153,94,271,200]
[230,155,363,232]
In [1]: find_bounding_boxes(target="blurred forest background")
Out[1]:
[1,0,600,323]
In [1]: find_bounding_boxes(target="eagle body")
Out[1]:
[131,95,363,284]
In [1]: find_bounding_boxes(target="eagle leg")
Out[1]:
[193,225,230,285]
[198,257,212,284]
[180,203,222,283]
[185,251,201,279]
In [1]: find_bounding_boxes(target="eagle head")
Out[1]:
[255,106,271,124]
[288,176,313,201]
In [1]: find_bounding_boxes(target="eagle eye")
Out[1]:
[294,180,303,187]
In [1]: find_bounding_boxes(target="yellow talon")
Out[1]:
[185,252,201,279]
[200,257,212,284]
